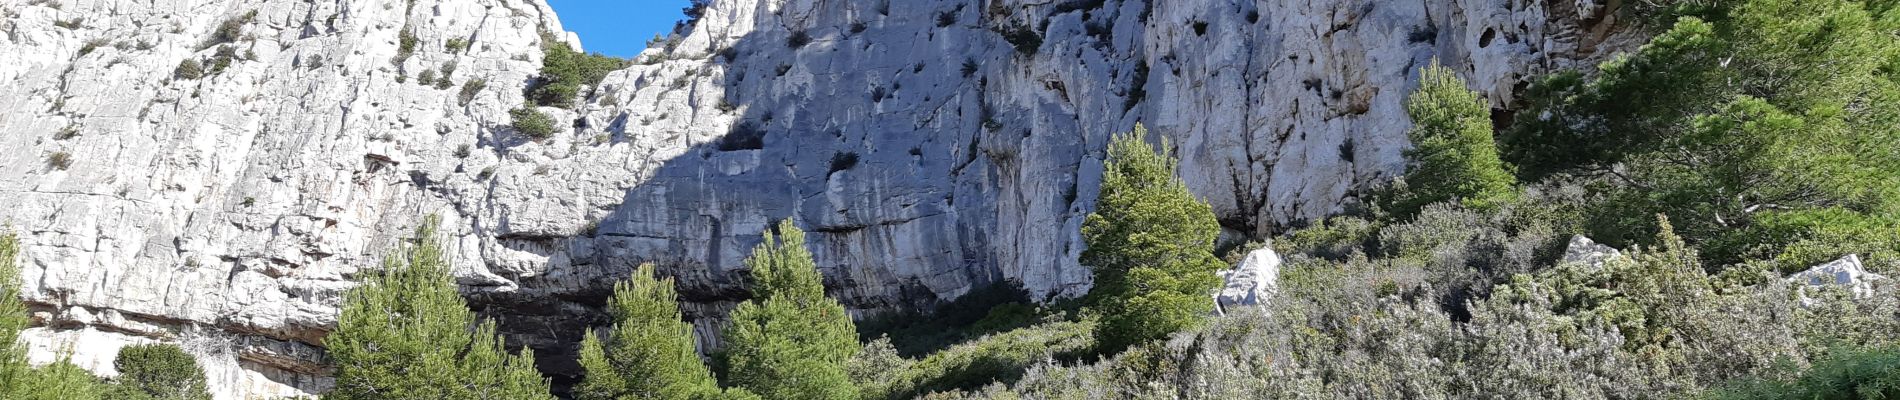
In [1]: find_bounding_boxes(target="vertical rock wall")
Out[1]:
[0,0,1642,397]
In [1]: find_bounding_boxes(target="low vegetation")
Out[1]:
[528,32,628,109]
[510,107,557,139]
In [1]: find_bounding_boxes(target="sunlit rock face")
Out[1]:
[0,0,1641,397]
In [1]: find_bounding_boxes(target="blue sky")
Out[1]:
[547,0,694,58]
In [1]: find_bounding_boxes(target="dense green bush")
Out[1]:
[108,344,212,400]
[1080,125,1225,353]
[861,320,1093,400]
[1383,62,1518,218]
[722,220,858,400]
[173,59,203,80]
[323,216,552,400]
[577,264,751,400]
[1712,345,1900,400]
[1502,0,1900,268]
[529,33,628,109]
[855,282,1038,357]
[510,108,557,139]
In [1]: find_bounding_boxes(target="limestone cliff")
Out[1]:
[0,0,1642,397]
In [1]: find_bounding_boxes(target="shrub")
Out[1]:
[716,123,766,151]
[393,29,418,65]
[997,25,1042,55]
[510,107,557,139]
[173,59,203,79]
[1080,124,1225,353]
[323,216,553,400]
[1711,345,1900,400]
[722,220,859,400]
[458,78,486,106]
[207,46,237,75]
[108,344,211,400]
[864,320,1093,400]
[529,33,629,108]
[202,10,254,49]
[828,151,859,174]
[854,282,1038,357]
[786,30,811,48]
[444,38,469,53]
[45,152,71,170]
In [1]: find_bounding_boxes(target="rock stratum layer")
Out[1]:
[0,0,1641,397]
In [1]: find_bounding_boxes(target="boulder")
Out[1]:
[1561,235,1622,270]
[1789,254,1888,301]
[1217,246,1284,313]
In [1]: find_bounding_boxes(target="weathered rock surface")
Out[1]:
[1789,254,1888,302]
[0,0,1646,397]
[1217,245,1282,312]
[1560,235,1621,270]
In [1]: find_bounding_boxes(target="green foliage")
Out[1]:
[576,264,722,400]
[445,38,469,54]
[1080,124,1225,352]
[108,344,212,400]
[722,220,858,400]
[323,216,553,400]
[458,78,487,106]
[510,108,557,139]
[1503,0,1900,267]
[1385,62,1518,218]
[0,233,111,400]
[1711,345,1900,400]
[0,232,31,393]
[854,282,1038,357]
[861,320,1093,400]
[202,10,254,50]
[173,59,203,80]
[394,29,419,65]
[529,33,628,108]
[208,45,237,75]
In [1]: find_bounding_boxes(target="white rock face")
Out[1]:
[1561,235,1621,270]
[1217,246,1282,312]
[1789,254,1888,302]
[0,0,1644,397]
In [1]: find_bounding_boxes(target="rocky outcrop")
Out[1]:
[1789,254,1888,303]
[1217,246,1282,313]
[1560,235,1621,270]
[0,0,1646,398]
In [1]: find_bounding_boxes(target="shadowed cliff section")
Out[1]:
[456,0,1644,390]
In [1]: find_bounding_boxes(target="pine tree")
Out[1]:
[577,264,744,400]
[1387,62,1518,218]
[323,216,553,400]
[1080,125,1226,352]
[722,220,857,400]
[108,344,213,400]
